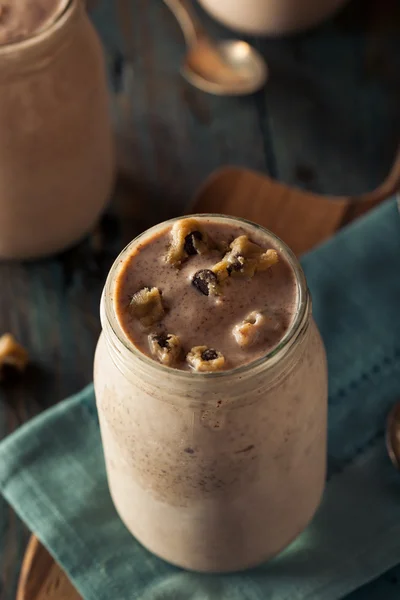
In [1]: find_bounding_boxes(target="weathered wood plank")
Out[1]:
[255,0,399,194]
[93,0,269,220]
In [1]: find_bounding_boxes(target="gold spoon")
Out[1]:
[163,0,268,95]
[386,401,400,469]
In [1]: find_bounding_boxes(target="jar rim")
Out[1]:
[0,0,75,56]
[102,214,310,381]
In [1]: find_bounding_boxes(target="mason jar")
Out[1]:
[198,0,349,36]
[94,215,328,573]
[0,0,114,259]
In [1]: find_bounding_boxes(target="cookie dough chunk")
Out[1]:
[212,235,279,282]
[166,218,212,266]
[233,311,276,348]
[186,346,225,372]
[148,333,181,366]
[130,287,165,327]
[0,333,29,380]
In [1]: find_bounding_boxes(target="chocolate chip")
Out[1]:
[166,219,211,265]
[150,333,170,348]
[148,333,182,366]
[186,345,225,371]
[201,348,218,361]
[184,231,203,256]
[192,269,218,296]
[227,256,244,275]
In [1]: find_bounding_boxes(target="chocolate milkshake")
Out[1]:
[94,215,328,572]
[0,0,115,259]
[115,217,297,370]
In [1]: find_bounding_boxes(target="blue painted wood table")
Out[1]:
[0,0,399,598]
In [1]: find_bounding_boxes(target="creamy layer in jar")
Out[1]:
[94,215,327,572]
[0,0,68,45]
[96,214,328,572]
[115,216,298,371]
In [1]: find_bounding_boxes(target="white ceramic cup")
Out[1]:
[198,0,349,36]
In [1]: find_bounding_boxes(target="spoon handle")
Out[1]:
[163,0,207,47]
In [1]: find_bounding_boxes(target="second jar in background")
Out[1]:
[0,0,115,259]
[198,0,349,35]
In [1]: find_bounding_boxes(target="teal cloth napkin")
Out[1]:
[1,199,400,600]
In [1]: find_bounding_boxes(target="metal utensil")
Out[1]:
[163,0,268,95]
[386,401,400,469]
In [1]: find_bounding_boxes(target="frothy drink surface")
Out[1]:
[115,217,298,370]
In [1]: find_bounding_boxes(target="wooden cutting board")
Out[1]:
[17,162,400,600]
[191,158,400,255]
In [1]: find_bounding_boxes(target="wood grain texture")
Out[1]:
[17,538,81,600]
[16,157,399,600]
[0,0,399,597]
[192,159,399,255]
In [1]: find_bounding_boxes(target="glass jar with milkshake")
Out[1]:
[198,0,349,36]
[95,214,328,572]
[0,0,114,259]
